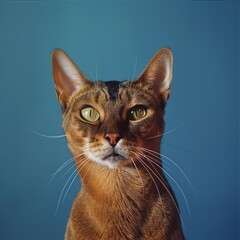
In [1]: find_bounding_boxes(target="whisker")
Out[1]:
[131,58,138,82]
[87,160,97,186]
[62,163,77,178]
[130,157,144,195]
[55,167,78,215]
[95,63,98,82]
[62,168,79,203]
[133,148,175,176]
[133,146,176,169]
[134,146,193,189]
[131,152,162,205]
[48,156,75,185]
[87,65,95,82]
[160,164,191,217]
[129,58,138,89]
[55,157,89,215]
[28,129,66,139]
[161,141,194,153]
[136,150,191,217]
[132,151,185,228]
[145,125,183,140]
[160,153,194,190]
[48,150,90,185]
[81,158,95,184]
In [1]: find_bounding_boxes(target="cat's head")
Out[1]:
[52,48,173,169]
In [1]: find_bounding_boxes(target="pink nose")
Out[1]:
[105,133,121,146]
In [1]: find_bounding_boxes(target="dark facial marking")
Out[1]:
[103,81,121,100]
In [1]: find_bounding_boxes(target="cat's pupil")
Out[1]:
[129,105,147,121]
[80,107,99,122]
[134,109,144,118]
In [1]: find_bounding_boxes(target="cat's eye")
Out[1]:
[80,107,100,122]
[128,105,147,121]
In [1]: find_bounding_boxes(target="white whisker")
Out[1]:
[134,146,193,190]
[160,153,194,191]
[132,151,185,228]
[55,156,89,215]
[136,150,191,217]
[62,170,79,203]
[132,152,162,205]
[81,158,95,184]
[87,160,97,186]
[133,148,175,176]
[29,129,66,139]
[62,163,77,178]
[130,157,144,195]
[160,164,191,217]
[48,157,75,185]
[145,125,183,140]
[48,150,90,185]
[131,58,138,82]
[87,65,95,82]
[95,63,98,82]
[55,167,79,215]
[161,141,194,153]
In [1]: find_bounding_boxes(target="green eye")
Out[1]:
[128,105,147,121]
[80,107,100,122]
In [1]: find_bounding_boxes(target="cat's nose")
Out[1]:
[105,133,121,147]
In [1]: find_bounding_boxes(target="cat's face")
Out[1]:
[62,81,165,168]
[52,48,173,169]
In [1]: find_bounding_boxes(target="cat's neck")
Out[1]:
[76,156,166,204]
[69,154,176,239]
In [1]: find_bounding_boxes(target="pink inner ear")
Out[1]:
[58,54,82,83]
[53,52,81,94]
[134,48,173,97]
[52,49,92,107]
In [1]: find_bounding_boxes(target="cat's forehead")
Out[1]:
[102,80,122,100]
[73,80,129,102]
[69,80,154,112]
[99,80,152,105]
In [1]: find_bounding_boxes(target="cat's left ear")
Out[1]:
[134,48,173,101]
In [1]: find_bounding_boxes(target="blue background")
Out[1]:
[0,1,239,239]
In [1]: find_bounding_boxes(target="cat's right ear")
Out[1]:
[52,49,92,109]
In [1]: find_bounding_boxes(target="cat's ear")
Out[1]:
[52,49,92,109]
[134,48,173,101]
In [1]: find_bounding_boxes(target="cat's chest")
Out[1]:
[75,192,146,239]
[71,191,170,240]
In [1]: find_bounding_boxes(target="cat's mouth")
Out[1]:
[103,152,125,162]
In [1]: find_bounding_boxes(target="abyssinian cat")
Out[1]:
[52,48,185,240]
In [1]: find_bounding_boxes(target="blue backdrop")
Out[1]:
[0,1,239,239]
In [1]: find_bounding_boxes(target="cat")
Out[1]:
[52,47,185,240]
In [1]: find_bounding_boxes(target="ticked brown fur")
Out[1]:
[52,48,185,240]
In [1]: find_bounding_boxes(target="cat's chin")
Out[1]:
[95,158,123,169]
[86,152,127,169]
[103,153,125,161]
[101,154,125,168]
